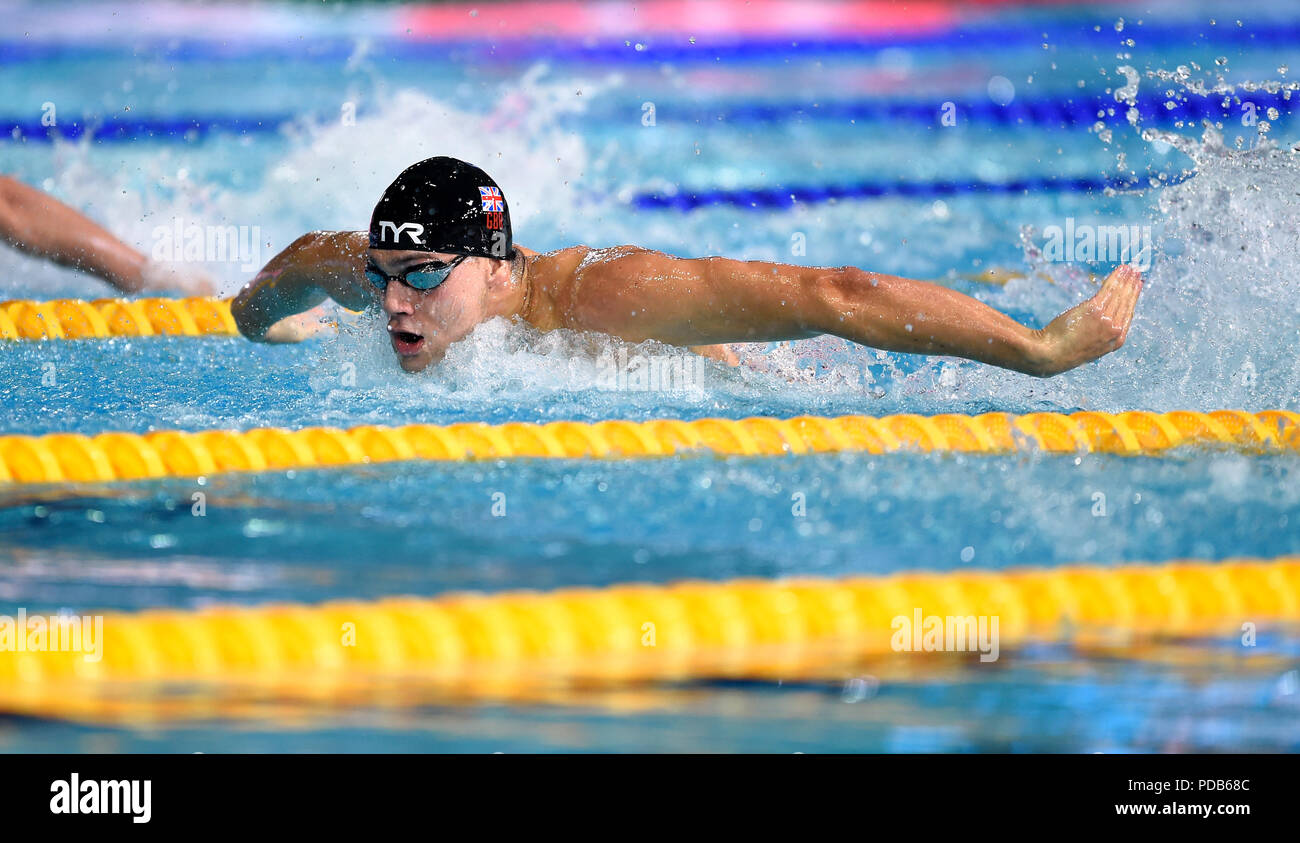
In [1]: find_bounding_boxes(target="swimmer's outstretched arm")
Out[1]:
[0,175,214,295]
[232,231,373,342]
[570,249,1142,377]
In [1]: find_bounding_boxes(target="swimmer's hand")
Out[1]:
[260,306,335,343]
[689,343,740,366]
[1031,265,1143,376]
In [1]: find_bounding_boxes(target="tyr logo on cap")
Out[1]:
[377,221,425,245]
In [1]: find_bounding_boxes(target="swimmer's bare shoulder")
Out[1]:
[523,244,738,364]
[516,243,590,332]
[541,244,657,335]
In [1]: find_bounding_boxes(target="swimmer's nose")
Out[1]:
[382,279,415,315]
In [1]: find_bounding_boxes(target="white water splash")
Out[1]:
[6,62,1300,414]
[255,87,1300,415]
[0,69,605,298]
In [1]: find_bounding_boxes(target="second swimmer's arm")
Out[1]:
[232,231,371,341]
[0,175,215,295]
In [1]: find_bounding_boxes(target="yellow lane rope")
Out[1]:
[0,297,237,339]
[2,557,1297,721]
[1,410,1298,484]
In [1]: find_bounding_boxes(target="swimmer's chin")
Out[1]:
[393,349,444,373]
[396,355,431,373]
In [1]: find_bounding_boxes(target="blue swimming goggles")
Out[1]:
[365,255,469,292]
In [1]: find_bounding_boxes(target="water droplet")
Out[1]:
[987,75,1016,105]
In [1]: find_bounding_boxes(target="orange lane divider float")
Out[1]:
[1,410,1299,485]
[0,297,237,339]
[1,557,1297,721]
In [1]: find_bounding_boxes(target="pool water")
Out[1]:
[2,0,1300,752]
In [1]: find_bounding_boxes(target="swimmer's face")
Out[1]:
[370,249,507,372]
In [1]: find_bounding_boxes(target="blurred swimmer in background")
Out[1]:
[0,174,214,296]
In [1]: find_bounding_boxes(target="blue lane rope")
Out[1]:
[632,172,1195,211]
[3,115,294,143]
[2,19,1299,65]
[653,90,1295,128]
[3,88,1290,145]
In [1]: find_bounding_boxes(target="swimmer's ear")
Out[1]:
[483,256,515,289]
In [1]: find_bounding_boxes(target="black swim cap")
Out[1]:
[369,156,514,259]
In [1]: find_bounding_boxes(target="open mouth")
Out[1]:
[389,329,425,356]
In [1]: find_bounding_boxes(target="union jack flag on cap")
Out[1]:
[479,186,504,212]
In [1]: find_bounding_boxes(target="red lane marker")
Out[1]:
[401,0,957,40]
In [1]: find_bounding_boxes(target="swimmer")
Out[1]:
[232,156,1142,375]
[0,174,215,295]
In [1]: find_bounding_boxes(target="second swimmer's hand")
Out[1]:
[1030,264,1143,376]
[137,260,219,296]
[260,306,336,343]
